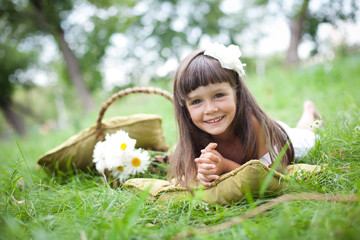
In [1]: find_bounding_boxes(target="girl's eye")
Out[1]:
[214,93,224,99]
[191,99,202,105]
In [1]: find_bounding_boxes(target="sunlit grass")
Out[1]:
[1,54,360,239]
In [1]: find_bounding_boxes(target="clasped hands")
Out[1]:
[195,142,226,187]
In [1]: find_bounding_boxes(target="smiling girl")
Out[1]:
[169,43,320,188]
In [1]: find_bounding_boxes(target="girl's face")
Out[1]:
[185,82,237,139]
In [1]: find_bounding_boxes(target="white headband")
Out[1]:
[204,42,246,77]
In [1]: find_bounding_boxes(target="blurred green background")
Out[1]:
[1,1,360,239]
[1,0,359,141]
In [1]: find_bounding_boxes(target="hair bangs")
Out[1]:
[178,54,234,102]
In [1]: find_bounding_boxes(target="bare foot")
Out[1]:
[296,101,321,131]
[303,101,321,120]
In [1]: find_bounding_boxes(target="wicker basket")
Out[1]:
[94,87,173,186]
[95,86,173,141]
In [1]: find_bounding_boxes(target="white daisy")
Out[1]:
[310,120,323,129]
[92,141,107,172]
[354,126,360,132]
[124,149,151,175]
[110,165,131,181]
[102,130,137,169]
[105,130,136,153]
[92,130,150,181]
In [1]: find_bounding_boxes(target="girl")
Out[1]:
[169,43,320,188]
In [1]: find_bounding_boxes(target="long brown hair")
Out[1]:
[169,49,294,188]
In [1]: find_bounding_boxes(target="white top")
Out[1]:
[258,121,316,167]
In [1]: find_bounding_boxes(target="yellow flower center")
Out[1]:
[117,166,124,172]
[131,158,141,167]
[120,143,127,151]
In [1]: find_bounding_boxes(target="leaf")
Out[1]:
[259,143,288,197]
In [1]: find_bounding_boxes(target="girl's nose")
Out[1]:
[204,101,218,114]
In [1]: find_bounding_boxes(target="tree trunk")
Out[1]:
[56,28,95,113]
[30,0,95,113]
[285,0,310,68]
[12,101,44,123]
[0,98,26,135]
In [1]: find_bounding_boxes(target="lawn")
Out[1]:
[1,53,359,239]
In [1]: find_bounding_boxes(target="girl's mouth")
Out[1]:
[205,116,224,123]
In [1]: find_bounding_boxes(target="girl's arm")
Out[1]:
[252,115,269,158]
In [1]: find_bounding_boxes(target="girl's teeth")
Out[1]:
[207,117,222,123]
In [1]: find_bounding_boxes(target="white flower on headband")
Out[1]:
[204,42,246,77]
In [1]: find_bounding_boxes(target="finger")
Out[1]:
[205,142,217,152]
[197,172,219,182]
[197,173,209,183]
[197,173,214,184]
[198,166,216,175]
[199,180,212,187]
[198,178,211,187]
[200,142,217,153]
[197,173,219,184]
[197,163,216,170]
[199,152,221,163]
[195,157,217,165]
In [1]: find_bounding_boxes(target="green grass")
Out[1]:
[1,53,360,239]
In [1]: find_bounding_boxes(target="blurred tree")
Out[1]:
[0,0,94,112]
[286,0,310,67]
[0,0,138,112]
[28,0,96,112]
[75,0,138,91]
[110,0,249,84]
[254,0,359,67]
[0,24,38,135]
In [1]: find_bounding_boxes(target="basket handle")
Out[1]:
[95,87,173,142]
